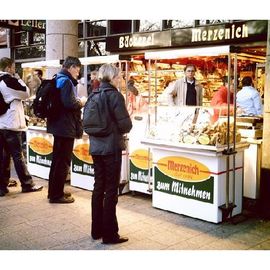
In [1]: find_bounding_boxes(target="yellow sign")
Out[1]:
[130,149,152,170]
[73,143,93,164]
[157,156,210,182]
[29,137,53,155]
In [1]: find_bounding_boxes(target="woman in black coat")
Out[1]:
[89,64,132,244]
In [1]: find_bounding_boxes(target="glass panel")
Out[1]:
[33,32,45,44]
[135,20,161,32]
[87,20,107,37]
[14,45,45,59]
[14,31,28,46]
[199,20,231,25]
[0,28,8,46]
[163,20,194,29]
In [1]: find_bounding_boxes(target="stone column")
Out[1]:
[45,20,78,77]
[260,20,270,218]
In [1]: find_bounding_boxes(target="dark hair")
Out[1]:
[222,76,234,86]
[62,56,81,69]
[0,57,14,71]
[241,76,252,87]
[34,69,43,77]
[184,64,196,72]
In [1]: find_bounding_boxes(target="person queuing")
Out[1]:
[0,57,43,196]
[88,64,132,244]
[47,56,87,204]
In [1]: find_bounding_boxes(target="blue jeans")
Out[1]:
[0,130,34,189]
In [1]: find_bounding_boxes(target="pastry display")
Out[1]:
[146,106,241,147]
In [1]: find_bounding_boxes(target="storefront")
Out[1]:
[105,20,267,221]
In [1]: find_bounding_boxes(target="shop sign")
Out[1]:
[72,143,94,176]
[106,31,171,52]
[0,20,46,32]
[28,137,52,167]
[172,20,267,47]
[129,149,152,184]
[155,156,213,203]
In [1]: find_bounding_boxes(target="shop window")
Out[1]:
[0,27,8,47]
[109,20,132,34]
[13,31,28,46]
[134,20,162,32]
[32,32,45,44]
[162,20,195,29]
[14,45,45,59]
[87,20,107,37]
[198,20,232,25]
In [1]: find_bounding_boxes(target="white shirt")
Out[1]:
[236,86,263,115]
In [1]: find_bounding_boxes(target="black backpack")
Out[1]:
[0,75,10,116]
[32,76,61,119]
[83,88,113,137]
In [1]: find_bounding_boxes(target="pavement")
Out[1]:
[1,174,270,252]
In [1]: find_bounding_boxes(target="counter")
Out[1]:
[142,138,249,223]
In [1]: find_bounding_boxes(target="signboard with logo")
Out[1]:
[129,115,153,194]
[150,146,244,223]
[71,134,129,194]
[71,137,95,191]
[0,20,46,32]
[106,20,267,53]
[27,128,53,179]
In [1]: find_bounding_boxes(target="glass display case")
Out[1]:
[144,105,242,150]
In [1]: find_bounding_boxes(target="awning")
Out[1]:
[21,60,61,68]
[144,45,231,60]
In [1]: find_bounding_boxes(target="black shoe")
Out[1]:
[22,185,43,193]
[49,196,75,204]
[8,179,17,187]
[92,234,102,240]
[47,191,71,199]
[102,236,129,244]
[0,187,9,197]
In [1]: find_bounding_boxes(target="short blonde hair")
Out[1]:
[98,64,120,83]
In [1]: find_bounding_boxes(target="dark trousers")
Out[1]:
[0,130,33,189]
[48,135,74,200]
[91,151,122,240]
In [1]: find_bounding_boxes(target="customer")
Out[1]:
[210,76,234,122]
[237,76,263,116]
[0,57,43,196]
[47,56,87,204]
[34,69,43,82]
[88,64,132,244]
[167,64,203,106]
[87,70,100,95]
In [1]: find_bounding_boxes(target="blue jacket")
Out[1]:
[89,82,132,155]
[47,69,83,138]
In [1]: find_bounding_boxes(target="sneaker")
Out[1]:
[22,185,43,193]
[47,191,72,199]
[0,187,9,197]
[49,196,75,204]
[8,179,17,187]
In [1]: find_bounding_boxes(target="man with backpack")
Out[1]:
[47,56,87,204]
[0,57,43,196]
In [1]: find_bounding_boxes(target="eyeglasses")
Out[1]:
[186,70,195,73]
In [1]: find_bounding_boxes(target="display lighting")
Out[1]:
[21,60,61,68]
[79,55,121,65]
[145,46,231,60]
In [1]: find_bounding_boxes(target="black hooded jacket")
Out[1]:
[89,81,132,155]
